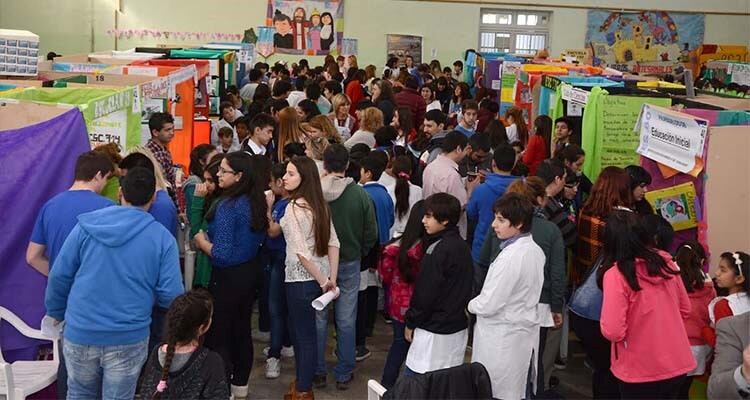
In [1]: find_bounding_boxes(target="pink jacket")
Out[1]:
[600,252,696,383]
[684,282,716,346]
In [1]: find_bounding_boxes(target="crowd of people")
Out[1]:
[29,54,750,400]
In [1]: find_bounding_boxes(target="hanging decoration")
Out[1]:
[106,29,243,42]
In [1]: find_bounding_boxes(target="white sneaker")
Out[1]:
[263,346,295,358]
[265,357,281,379]
[230,384,248,398]
[281,346,295,358]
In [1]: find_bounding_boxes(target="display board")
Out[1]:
[266,0,344,55]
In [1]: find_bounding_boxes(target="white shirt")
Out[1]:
[239,82,259,101]
[506,123,519,143]
[243,137,267,156]
[426,100,442,112]
[211,119,240,149]
[287,90,306,108]
[406,328,468,374]
[280,201,340,283]
[390,181,423,238]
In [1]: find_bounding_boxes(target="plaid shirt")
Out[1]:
[146,139,176,189]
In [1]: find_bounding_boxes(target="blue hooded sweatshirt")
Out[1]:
[45,206,184,346]
[466,173,519,262]
[363,182,395,245]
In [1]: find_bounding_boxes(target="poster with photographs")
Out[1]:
[265,0,344,55]
[386,34,423,65]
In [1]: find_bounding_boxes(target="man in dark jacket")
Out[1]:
[395,75,427,131]
[404,193,473,375]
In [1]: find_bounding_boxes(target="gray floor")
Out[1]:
[246,316,594,399]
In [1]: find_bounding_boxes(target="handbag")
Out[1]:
[568,254,604,321]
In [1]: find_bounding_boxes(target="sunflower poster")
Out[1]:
[265,0,344,55]
[644,182,699,231]
[586,10,705,74]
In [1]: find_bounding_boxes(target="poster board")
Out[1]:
[581,89,671,180]
[386,34,423,65]
[705,125,750,267]
[0,87,141,151]
[266,0,344,55]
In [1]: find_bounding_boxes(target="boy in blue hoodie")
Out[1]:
[45,167,184,400]
[356,154,395,360]
[466,144,518,288]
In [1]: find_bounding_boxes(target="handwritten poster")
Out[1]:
[591,95,671,178]
[644,182,698,231]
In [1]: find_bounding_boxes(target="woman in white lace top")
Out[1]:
[279,156,339,398]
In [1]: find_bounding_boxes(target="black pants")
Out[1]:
[356,286,378,347]
[258,250,271,333]
[676,375,693,400]
[205,261,262,386]
[619,374,686,399]
[570,313,621,399]
[537,326,549,393]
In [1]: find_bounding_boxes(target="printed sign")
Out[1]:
[636,104,708,174]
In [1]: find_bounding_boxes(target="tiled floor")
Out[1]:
[245,316,594,399]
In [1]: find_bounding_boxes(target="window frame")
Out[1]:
[478,9,551,55]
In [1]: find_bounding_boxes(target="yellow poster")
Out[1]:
[644,182,698,231]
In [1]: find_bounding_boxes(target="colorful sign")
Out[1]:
[386,34,423,65]
[636,104,709,174]
[645,182,699,231]
[586,10,705,73]
[266,0,344,55]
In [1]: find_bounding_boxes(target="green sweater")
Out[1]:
[322,176,378,263]
[188,195,218,287]
[478,216,567,312]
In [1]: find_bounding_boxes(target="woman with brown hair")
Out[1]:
[344,107,384,149]
[280,156,340,400]
[364,65,378,93]
[277,107,309,162]
[372,79,396,126]
[308,114,343,144]
[504,106,529,146]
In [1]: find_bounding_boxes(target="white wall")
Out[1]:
[1,0,748,68]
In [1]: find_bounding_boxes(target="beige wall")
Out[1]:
[1,0,748,68]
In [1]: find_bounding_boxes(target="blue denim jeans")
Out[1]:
[63,337,148,400]
[381,320,410,389]
[268,249,291,358]
[286,280,322,392]
[315,259,360,382]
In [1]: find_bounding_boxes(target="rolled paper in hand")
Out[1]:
[41,315,63,339]
[312,287,340,311]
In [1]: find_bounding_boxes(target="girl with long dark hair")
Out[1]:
[390,156,423,237]
[193,152,268,397]
[504,106,529,145]
[280,156,340,400]
[138,290,229,399]
[378,200,426,388]
[599,210,695,398]
[522,115,552,176]
[189,155,224,288]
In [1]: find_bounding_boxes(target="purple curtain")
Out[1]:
[0,107,90,361]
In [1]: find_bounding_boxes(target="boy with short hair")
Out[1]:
[217,127,236,153]
[455,100,478,138]
[356,155,395,360]
[452,60,464,82]
[241,113,275,157]
[553,117,574,156]
[404,193,473,375]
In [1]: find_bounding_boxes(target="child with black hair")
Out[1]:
[703,251,750,348]
[138,290,229,399]
[379,200,427,388]
[189,155,224,288]
[217,127,237,153]
[356,154,395,360]
[470,192,546,399]
[675,241,715,397]
[263,162,295,379]
[625,165,654,215]
[390,155,423,237]
[404,193,473,375]
[283,142,306,161]
[643,214,675,251]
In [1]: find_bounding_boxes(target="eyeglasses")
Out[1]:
[218,167,238,175]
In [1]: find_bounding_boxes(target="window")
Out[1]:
[479,9,550,55]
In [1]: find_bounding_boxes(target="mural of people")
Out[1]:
[292,7,309,50]
[273,10,293,49]
[308,9,322,52]
[320,12,334,51]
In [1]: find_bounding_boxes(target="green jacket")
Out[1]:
[322,175,378,263]
[188,195,218,287]
[478,215,567,312]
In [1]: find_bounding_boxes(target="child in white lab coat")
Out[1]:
[469,192,546,399]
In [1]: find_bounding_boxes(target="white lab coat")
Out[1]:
[468,235,546,400]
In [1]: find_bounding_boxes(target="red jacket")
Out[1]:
[378,241,424,323]
[600,251,696,383]
[683,282,716,346]
[395,88,426,129]
[345,80,365,116]
[522,134,548,176]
